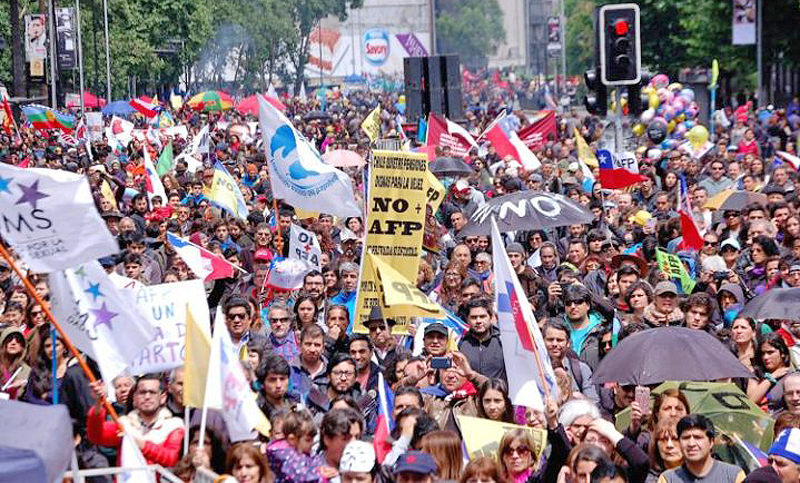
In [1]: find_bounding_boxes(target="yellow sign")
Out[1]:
[361,105,381,143]
[574,127,598,168]
[456,415,547,462]
[355,150,429,333]
[370,252,444,317]
[426,170,445,213]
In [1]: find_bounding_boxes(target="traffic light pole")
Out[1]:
[614,89,623,153]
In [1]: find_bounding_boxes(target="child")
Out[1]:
[266,409,327,483]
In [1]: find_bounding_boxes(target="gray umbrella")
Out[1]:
[739,288,800,321]
[0,399,73,483]
[429,157,474,177]
[591,327,754,385]
[459,190,595,236]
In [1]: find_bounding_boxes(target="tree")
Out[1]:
[286,0,363,93]
[435,0,506,69]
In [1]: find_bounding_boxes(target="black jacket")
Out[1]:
[458,325,506,382]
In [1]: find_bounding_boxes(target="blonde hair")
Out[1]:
[419,430,462,480]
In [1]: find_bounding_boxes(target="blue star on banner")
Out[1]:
[84,282,103,302]
[0,176,11,194]
[90,301,117,331]
[15,180,49,209]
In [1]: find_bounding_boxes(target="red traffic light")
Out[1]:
[613,19,629,36]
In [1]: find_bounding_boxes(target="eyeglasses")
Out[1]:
[227,313,247,320]
[565,300,585,307]
[331,370,355,378]
[503,446,531,456]
[270,317,290,323]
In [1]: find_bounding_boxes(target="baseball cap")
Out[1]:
[790,264,800,274]
[769,428,800,465]
[654,281,678,296]
[339,440,376,474]
[454,180,470,194]
[720,239,741,252]
[424,323,448,337]
[629,210,652,226]
[393,451,438,475]
[254,248,273,261]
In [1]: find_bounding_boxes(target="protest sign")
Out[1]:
[614,151,639,173]
[354,150,429,333]
[656,249,696,294]
[128,280,210,374]
[289,223,322,270]
[456,415,547,462]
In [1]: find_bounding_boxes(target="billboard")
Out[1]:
[25,14,47,61]
[56,8,77,70]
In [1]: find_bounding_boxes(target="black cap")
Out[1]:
[424,323,448,336]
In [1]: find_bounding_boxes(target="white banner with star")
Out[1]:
[50,261,157,383]
[0,163,118,273]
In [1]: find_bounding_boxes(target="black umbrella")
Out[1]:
[459,190,595,236]
[739,288,800,320]
[591,327,753,385]
[302,110,332,122]
[429,157,474,177]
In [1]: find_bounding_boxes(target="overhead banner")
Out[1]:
[456,415,547,462]
[25,14,47,61]
[354,150,429,333]
[55,8,76,70]
[732,0,756,45]
[127,280,210,374]
[518,110,557,151]
[547,17,562,53]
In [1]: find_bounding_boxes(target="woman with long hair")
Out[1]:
[749,332,794,412]
[432,260,467,312]
[293,294,319,330]
[225,443,270,483]
[730,317,758,373]
[22,324,75,404]
[173,425,227,480]
[624,281,654,318]
[418,430,463,482]
[558,443,610,483]
[476,379,515,423]
[645,419,682,482]
[0,327,30,400]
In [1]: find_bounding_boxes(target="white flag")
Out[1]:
[191,125,210,155]
[106,116,134,148]
[258,95,361,217]
[120,434,155,483]
[491,217,558,411]
[205,315,271,442]
[0,163,118,273]
[289,223,321,270]
[143,144,167,204]
[50,261,157,383]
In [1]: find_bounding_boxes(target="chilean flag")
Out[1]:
[482,112,541,171]
[777,151,800,171]
[597,149,648,189]
[142,143,167,204]
[129,97,160,118]
[374,372,395,463]
[677,175,704,252]
[167,232,236,281]
[426,113,478,158]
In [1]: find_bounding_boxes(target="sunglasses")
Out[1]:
[503,446,531,456]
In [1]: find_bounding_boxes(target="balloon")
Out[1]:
[660,140,671,150]
[680,88,695,102]
[684,120,695,129]
[651,74,670,89]
[687,125,710,149]
[674,123,688,138]
[672,97,686,112]
[647,118,668,144]
[640,108,655,123]
[632,123,645,137]
[398,94,406,104]
[676,113,686,123]
[648,92,660,109]
[668,82,683,92]
[667,119,676,133]
[642,86,655,95]
[664,106,676,122]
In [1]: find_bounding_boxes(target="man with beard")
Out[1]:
[303,270,327,325]
[349,334,380,393]
[363,306,397,369]
[290,324,328,393]
[307,353,360,416]
[87,374,185,466]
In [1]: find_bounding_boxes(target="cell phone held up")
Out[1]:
[634,385,651,415]
[430,357,452,370]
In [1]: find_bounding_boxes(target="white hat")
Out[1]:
[339,440,375,474]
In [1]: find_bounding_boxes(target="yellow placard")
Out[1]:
[425,170,446,213]
[456,415,547,462]
[361,105,381,143]
[370,252,444,317]
[354,150,429,333]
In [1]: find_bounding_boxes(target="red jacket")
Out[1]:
[87,406,185,467]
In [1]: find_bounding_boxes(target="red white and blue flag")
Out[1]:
[167,232,237,281]
[491,217,557,411]
[374,372,395,463]
[482,112,541,171]
[677,175,704,252]
[129,97,160,118]
[597,149,648,189]
[142,143,167,204]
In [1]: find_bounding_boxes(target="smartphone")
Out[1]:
[430,357,452,370]
[635,386,651,414]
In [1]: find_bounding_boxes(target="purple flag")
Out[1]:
[396,33,428,57]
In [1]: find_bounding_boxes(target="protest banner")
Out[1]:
[456,415,547,462]
[423,170,445,253]
[656,248,696,294]
[354,150,429,333]
[128,280,210,374]
[518,110,557,151]
[289,223,322,270]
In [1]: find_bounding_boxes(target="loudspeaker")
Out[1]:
[442,55,463,120]
[425,56,446,115]
[404,57,424,122]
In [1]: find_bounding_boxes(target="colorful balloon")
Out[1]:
[648,92,660,109]
[647,118,668,144]
[640,108,655,123]
[680,89,695,102]
[632,123,645,137]
[651,74,669,89]
[686,125,710,149]
[667,82,683,92]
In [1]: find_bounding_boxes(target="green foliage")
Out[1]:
[435,0,506,69]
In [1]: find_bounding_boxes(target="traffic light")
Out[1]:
[584,68,607,116]
[599,3,640,86]
[627,70,652,117]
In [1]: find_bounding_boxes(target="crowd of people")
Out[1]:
[3,75,800,483]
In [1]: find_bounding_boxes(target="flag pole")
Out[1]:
[0,241,122,425]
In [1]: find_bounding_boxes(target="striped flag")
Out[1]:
[129,97,160,118]
[426,113,478,158]
[142,143,167,204]
[677,175,703,252]
[374,372,395,463]
[491,217,557,410]
[167,232,236,281]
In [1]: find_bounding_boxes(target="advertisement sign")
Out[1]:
[56,8,77,70]
[25,14,47,61]
[363,29,390,66]
[547,17,562,52]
